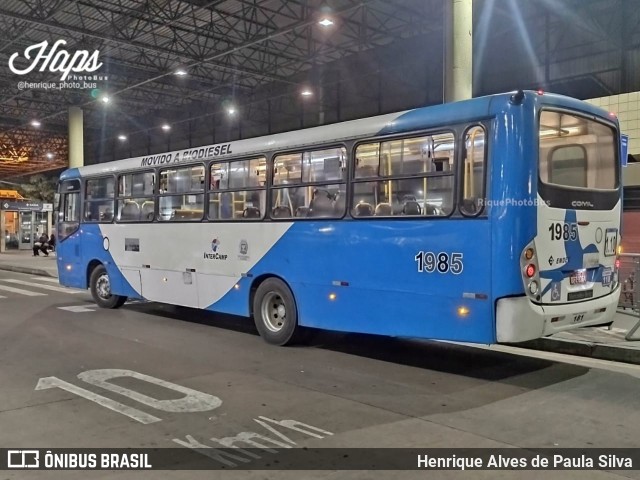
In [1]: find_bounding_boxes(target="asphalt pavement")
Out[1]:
[0,269,640,479]
[2,249,640,365]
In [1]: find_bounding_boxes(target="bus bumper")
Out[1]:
[496,284,621,343]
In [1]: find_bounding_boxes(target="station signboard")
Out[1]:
[621,134,629,167]
[0,200,44,211]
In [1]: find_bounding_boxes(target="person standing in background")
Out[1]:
[37,232,49,256]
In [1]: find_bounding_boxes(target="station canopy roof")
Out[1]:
[0,0,636,179]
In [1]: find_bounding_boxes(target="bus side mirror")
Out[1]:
[510,90,525,105]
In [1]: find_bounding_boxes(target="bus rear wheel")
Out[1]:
[253,278,301,346]
[90,264,127,309]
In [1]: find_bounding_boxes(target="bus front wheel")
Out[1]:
[90,265,127,309]
[252,278,301,346]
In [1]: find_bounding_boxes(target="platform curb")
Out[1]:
[516,337,640,366]
[0,264,56,278]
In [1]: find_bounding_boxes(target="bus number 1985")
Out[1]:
[415,252,464,274]
[549,222,578,241]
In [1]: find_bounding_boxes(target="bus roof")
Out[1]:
[60,90,614,180]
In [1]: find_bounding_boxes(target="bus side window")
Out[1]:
[461,126,486,216]
[118,171,156,222]
[120,200,140,221]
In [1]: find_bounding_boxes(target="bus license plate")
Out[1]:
[570,270,587,285]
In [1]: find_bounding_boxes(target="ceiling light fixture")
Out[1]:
[118,134,127,141]
[30,120,41,127]
[161,124,171,131]
[318,18,334,27]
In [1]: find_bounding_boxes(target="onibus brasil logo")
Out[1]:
[9,40,102,81]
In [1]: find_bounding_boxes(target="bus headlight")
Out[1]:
[528,281,539,295]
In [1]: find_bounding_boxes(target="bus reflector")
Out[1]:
[457,306,470,317]
[462,292,488,300]
[329,293,337,301]
[615,259,621,269]
[525,264,536,278]
[550,316,565,323]
[537,89,544,95]
[234,284,240,290]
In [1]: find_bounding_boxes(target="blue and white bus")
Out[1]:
[56,90,622,345]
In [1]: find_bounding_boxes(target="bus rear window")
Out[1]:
[549,145,587,187]
[539,111,618,190]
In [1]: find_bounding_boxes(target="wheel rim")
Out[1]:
[260,291,286,333]
[96,273,112,300]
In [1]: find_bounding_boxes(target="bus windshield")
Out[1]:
[539,110,618,190]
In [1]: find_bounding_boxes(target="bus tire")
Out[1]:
[252,278,300,346]
[90,264,127,309]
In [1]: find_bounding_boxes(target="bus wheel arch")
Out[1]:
[88,262,127,309]
[86,260,102,289]
[250,275,303,346]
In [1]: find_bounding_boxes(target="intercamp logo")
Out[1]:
[9,39,102,81]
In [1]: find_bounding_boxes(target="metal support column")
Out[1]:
[0,209,5,253]
[68,107,84,168]
[444,0,473,103]
[47,210,52,240]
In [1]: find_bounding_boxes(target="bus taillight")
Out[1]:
[521,242,541,301]
[525,264,536,278]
